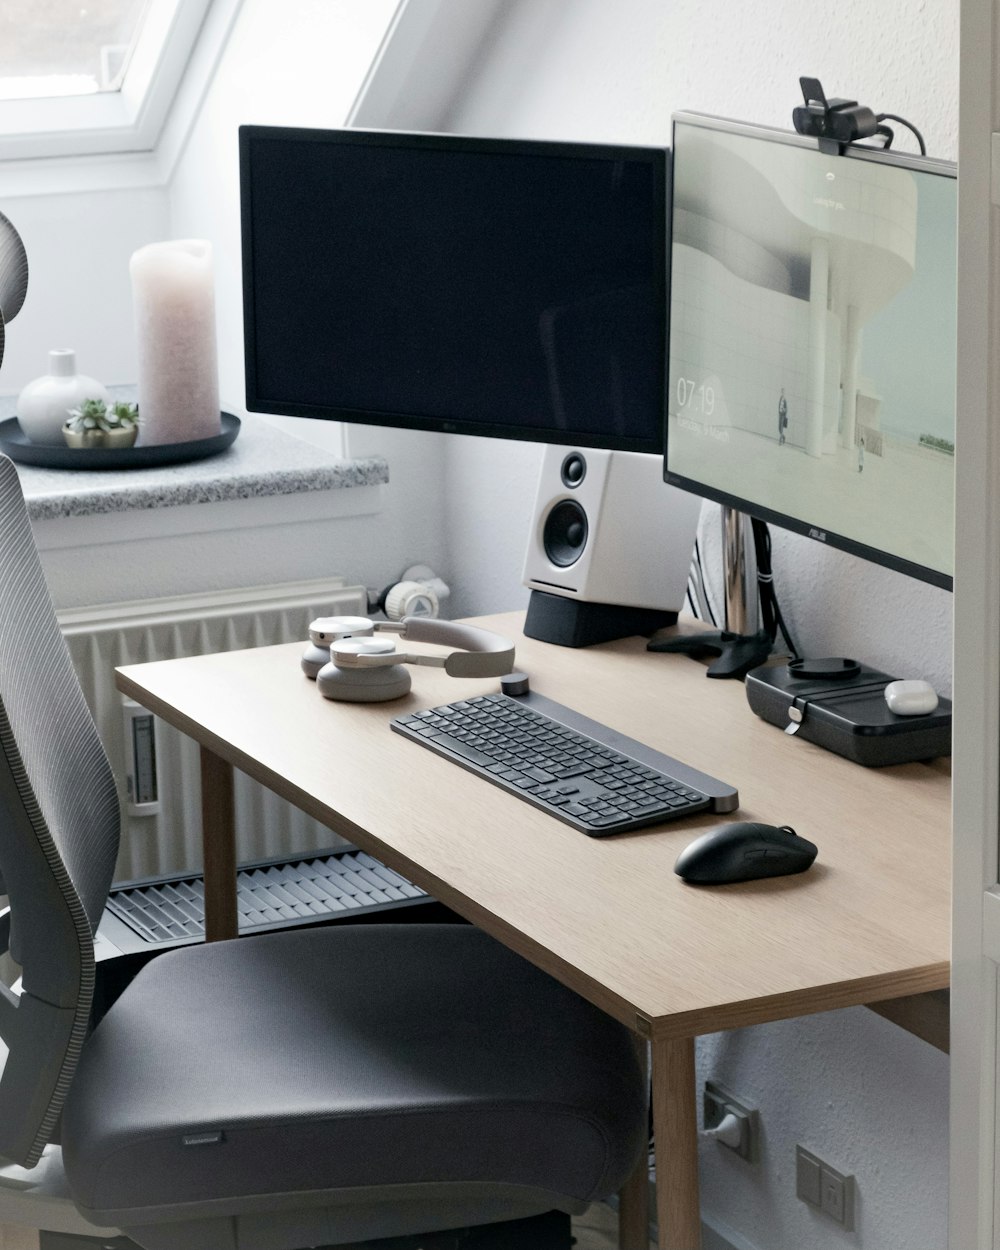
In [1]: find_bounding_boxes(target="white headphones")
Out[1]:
[302,615,516,702]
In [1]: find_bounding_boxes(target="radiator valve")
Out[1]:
[372,564,451,621]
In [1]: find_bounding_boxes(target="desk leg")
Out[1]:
[651,1035,701,1250]
[618,1033,651,1248]
[200,745,238,942]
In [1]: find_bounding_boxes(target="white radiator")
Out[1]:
[58,578,368,883]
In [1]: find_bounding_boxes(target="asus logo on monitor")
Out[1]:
[808,528,828,543]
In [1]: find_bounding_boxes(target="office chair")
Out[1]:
[0,454,647,1250]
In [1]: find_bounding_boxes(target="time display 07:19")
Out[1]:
[676,377,715,416]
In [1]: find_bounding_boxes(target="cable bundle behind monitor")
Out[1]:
[751,519,799,663]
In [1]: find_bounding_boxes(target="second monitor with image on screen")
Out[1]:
[664,111,957,592]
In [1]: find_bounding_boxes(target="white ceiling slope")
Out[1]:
[349,0,510,130]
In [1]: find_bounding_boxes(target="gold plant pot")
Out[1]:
[63,425,138,450]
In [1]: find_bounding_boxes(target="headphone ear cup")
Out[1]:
[316,661,412,703]
[301,642,331,679]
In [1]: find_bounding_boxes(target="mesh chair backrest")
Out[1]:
[0,455,119,1165]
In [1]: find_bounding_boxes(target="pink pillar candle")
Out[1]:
[130,239,221,446]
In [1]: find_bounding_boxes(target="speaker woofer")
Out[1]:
[543,499,588,567]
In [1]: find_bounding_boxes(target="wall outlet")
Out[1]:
[703,1081,759,1163]
[796,1145,856,1230]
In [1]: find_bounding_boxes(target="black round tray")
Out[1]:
[0,412,240,470]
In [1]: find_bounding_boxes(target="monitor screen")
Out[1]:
[664,112,957,589]
[240,126,668,453]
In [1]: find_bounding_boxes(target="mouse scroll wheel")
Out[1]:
[777,825,798,837]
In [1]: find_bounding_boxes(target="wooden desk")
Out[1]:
[116,613,951,1250]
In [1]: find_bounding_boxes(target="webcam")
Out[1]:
[791,76,926,157]
[792,78,879,154]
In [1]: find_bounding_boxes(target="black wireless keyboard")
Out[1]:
[392,691,739,837]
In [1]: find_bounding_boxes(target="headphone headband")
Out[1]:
[330,616,515,679]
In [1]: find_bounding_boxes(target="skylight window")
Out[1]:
[0,0,218,161]
[0,0,148,102]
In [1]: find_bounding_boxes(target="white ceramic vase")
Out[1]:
[16,349,110,446]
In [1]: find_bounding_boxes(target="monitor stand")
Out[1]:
[647,506,773,679]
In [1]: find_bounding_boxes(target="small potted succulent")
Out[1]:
[63,398,140,450]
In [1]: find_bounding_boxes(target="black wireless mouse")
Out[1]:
[674,822,818,885]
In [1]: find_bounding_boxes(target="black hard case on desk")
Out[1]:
[745,662,952,766]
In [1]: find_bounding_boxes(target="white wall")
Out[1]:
[0,188,168,394]
[359,2,955,1248]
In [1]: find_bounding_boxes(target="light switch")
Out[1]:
[796,1145,822,1206]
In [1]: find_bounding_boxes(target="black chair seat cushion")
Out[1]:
[61,924,646,1224]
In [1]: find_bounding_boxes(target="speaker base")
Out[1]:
[523,590,678,648]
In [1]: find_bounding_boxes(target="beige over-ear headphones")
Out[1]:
[303,616,516,703]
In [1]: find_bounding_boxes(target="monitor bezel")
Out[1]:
[240,124,670,454]
[663,111,957,591]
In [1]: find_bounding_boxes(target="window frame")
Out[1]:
[0,0,213,161]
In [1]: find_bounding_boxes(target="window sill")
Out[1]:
[0,400,388,533]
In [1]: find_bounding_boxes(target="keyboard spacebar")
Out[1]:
[424,732,493,768]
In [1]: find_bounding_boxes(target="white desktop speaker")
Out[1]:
[522,448,702,646]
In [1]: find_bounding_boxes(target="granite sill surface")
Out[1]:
[0,392,388,522]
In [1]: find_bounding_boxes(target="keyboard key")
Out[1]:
[550,763,593,779]
[563,803,592,818]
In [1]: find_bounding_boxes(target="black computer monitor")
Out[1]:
[664,112,957,592]
[239,126,668,454]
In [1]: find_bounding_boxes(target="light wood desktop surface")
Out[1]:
[115,613,951,1250]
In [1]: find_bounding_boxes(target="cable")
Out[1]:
[684,547,701,620]
[750,519,800,661]
[689,536,718,627]
[875,112,926,155]
[684,574,700,621]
